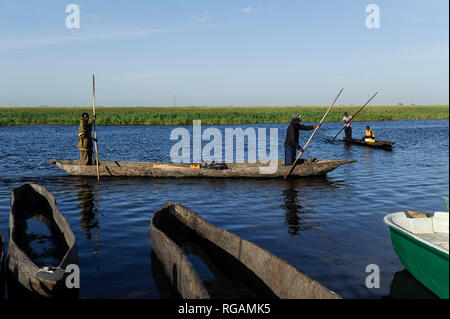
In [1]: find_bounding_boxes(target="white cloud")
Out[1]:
[195,11,211,24]
[241,6,253,13]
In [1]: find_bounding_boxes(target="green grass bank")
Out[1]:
[0,105,448,126]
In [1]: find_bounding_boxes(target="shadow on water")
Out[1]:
[383,269,438,299]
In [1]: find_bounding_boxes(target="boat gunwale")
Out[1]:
[383,212,449,255]
[49,158,357,178]
[7,183,78,296]
[150,218,211,299]
[151,202,341,299]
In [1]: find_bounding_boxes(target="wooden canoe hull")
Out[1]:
[0,233,4,299]
[49,158,356,178]
[151,202,341,299]
[7,184,78,298]
[344,138,395,149]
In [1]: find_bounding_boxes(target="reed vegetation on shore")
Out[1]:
[0,105,447,126]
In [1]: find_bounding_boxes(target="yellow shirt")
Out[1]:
[365,129,374,138]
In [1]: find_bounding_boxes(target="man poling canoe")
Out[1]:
[284,88,344,179]
[329,92,378,143]
[78,112,98,165]
[343,112,352,140]
[284,114,320,166]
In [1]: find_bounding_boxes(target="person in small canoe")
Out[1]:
[78,113,97,165]
[284,114,320,166]
[363,126,375,142]
[343,112,352,140]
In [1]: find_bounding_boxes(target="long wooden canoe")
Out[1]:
[150,202,341,299]
[7,183,78,298]
[0,232,4,299]
[384,211,449,299]
[344,138,395,150]
[49,158,356,178]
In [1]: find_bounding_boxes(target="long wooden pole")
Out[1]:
[284,88,344,180]
[330,92,378,143]
[92,74,100,180]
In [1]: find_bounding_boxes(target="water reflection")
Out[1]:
[281,180,323,235]
[76,183,100,255]
[383,269,437,299]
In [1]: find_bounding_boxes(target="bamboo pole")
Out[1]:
[330,92,378,143]
[284,88,344,180]
[92,74,100,180]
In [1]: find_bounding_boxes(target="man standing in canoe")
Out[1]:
[78,112,97,165]
[343,112,352,140]
[284,114,320,166]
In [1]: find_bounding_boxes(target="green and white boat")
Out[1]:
[384,211,449,299]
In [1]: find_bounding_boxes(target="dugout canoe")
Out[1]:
[150,202,341,299]
[344,138,394,149]
[49,158,356,178]
[7,183,78,298]
[384,210,449,299]
[0,232,4,299]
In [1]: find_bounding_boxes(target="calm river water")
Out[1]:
[0,119,448,299]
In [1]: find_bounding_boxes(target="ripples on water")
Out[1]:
[0,119,448,298]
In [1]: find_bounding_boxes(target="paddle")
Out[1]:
[284,88,344,180]
[92,74,100,180]
[329,92,378,143]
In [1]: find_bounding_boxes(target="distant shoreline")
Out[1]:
[0,105,448,126]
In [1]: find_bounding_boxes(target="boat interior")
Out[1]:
[152,209,278,299]
[392,212,449,250]
[11,185,68,268]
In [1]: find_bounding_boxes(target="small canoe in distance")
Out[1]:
[150,202,341,299]
[49,158,356,178]
[384,211,449,299]
[7,184,78,298]
[1,233,5,299]
[344,138,395,150]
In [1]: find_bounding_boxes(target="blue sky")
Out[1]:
[0,0,448,106]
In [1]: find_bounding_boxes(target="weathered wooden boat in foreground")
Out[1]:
[384,211,449,299]
[0,232,5,299]
[49,158,356,178]
[7,183,78,297]
[151,202,341,299]
[344,138,395,149]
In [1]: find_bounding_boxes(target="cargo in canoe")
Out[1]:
[344,138,394,149]
[7,184,78,298]
[150,202,341,299]
[49,158,356,178]
[0,232,4,299]
[384,211,449,299]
